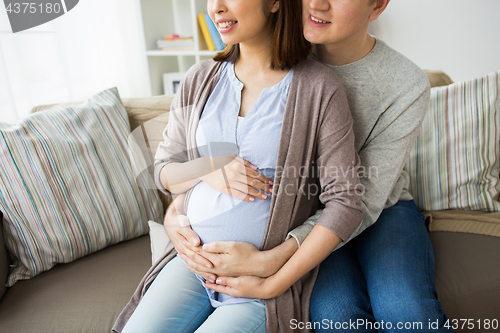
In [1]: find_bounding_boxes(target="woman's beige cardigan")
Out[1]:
[113,59,363,333]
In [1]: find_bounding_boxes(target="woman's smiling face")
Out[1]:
[208,0,279,47]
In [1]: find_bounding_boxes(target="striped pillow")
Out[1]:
[0,88,163,286]
[406,70,500,212]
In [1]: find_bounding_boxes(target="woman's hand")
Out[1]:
[163,194,213,272]
[204,275,284,299]
[200,155,273,202]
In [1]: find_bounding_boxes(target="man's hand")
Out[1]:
[183,237,300,279]
[204,275,282,299]
[182,241,267,277]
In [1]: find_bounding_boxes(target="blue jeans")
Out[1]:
[122,256,266,333]
[310,200,452,332]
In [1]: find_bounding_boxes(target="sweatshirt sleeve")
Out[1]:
[350,86,430,238]
[311,86,364,242]
[287,79,430,247]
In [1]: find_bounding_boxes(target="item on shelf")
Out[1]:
[164,34,181,40]
[197,13,215,51]
[204,13,225,51]
[156,36,194,49]
[163,72,187,95]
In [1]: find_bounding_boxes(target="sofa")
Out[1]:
[0,71,499,333]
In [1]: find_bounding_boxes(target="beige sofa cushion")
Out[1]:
[0,236,151,332]
[425,210,500,238]
[424,70,454,88]
[430,232,500,326]
[123,95,174,211]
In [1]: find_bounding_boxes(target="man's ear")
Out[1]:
[369,0,390,21]
[271,0,280,14]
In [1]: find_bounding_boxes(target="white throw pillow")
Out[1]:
[148,221,170,264]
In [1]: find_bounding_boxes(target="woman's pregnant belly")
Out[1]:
[186,171,273,250]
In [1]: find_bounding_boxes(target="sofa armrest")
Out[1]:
[0,212,11,301]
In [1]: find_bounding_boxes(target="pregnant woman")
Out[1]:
[113,0,363,332]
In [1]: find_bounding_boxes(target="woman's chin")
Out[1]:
[220,39,237,47]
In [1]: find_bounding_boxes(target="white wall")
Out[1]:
[371,0,500,82]
[0,0,148,121]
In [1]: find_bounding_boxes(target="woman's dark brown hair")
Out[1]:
[213,0,311,70]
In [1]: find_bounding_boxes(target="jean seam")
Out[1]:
[181,302,212,333]
[422,213,444,327]
[251,318,266,333]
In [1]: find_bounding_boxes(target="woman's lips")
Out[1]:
[217,21,237,33]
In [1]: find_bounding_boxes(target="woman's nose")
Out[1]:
[209,0,227,14]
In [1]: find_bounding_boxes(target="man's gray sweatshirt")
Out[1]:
[288,37,431,247]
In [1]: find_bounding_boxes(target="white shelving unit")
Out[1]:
[137,0,218,96]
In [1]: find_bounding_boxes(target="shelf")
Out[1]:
[146,50,219,57]
[147,50,196,56]
[139,0,222,95]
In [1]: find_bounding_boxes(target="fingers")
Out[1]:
[177,220,200,246]
[202,241,230,254]
[205,278,240,297]
[164,212,199,247]
[234,156,258,171]
[245,170,273,192]
[163,211,203,260]
[245,177,272,196]
[221,180,257,202]
[229,156,269,182]
[227,179,269,200]
[203,156,272,202]
[183,264,217,283]
[181,249,215,274]
[214,276,232,286]
[232,157,273,194]
[233,157,273,185]
[182,241,213,268]
[168,231,192,260]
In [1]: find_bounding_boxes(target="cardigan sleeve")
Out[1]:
[153,82,190,196]
[311,87,364,242]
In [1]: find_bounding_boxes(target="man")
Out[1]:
[165,0,451,331]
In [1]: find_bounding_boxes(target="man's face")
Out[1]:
[302,0,376,48]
